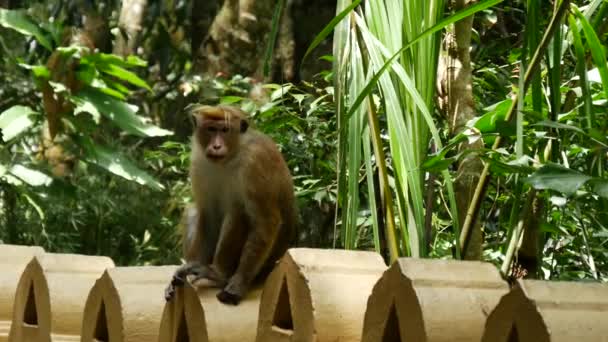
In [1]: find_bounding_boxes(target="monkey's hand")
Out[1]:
[164,262,202,301]
[164,274,185,301]
[165,263,228,301]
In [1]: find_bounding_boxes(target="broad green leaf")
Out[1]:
[526,163,592,196]
[56,45,85,56]
[0,172,23,186]
[83,53,147,68]
[90,79,128,100]
[474,99,513,133]
[588,68,602,83]
[270,85,292,101]
[73,100,101,122]
[102,78,132,95]
[74,87,172,137]
[422,156,458,173]
[9,165,52,186]
[540,222,568,235]
[49,81,68,93]
[18,63,50,79]
[533,120,585,134]
[125,55,148,67]
[291,94,306,105]
[0,8,52,50]
[82,140,164,191]
[76,64,98,86]
[97,63,151,91]
[482,156,535,175]
[0,105,37,141]
[590,178,608,199]
[534,120,607,147]
[219,96,243,104]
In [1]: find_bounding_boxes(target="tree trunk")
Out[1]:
[192,0,334,82]
[114,0,148,56]
[439,0,483,260]
[191,0,221,56]
[195,0,280,80]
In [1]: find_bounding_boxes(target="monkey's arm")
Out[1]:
[165,206,218,301]
[182,205,202,261]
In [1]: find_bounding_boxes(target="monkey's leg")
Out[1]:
[217,211,280,305]
[201,211,248,288]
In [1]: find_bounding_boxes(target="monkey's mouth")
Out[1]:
[206,154,225,162]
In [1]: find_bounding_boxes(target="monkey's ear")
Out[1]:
[240,119,249,133]
[191,112,204,127]
[186,104,204,127]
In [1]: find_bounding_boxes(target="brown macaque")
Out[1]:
[165,105,296,305]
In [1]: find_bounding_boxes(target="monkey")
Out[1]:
[165,105,296,305]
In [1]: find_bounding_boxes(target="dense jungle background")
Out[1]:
[0,0,606,282]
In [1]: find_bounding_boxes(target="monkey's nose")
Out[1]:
[213,144,221,150]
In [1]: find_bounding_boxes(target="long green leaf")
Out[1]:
[302,0,362,67]
[0,105,37,142]
[572,6,608,100]
[346,0,503,121]
[74,87,172,137]
[569,14,594,128]
[263,0,285,76]
[0,8,52,50]
[362,126,381,253]
[591,179,608,199]
[526,163,592,196]
[97,63,151,91]
[9,165,52,187]
[80,138,164,191]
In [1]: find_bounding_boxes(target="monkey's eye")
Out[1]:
[221,127,229,133]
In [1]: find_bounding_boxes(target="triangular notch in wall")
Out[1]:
[382,302,402,342]
[94,301,109,342]
[23,282,38,326]
[507,323,519,342]
[175,310,190,342]
[272,276,293,331]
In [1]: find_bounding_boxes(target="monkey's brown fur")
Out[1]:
[165,105,296,305]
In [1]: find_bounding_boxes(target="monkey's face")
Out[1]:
[197,119,248,163]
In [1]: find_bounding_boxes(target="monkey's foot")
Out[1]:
[191,276,222,288]
[190,264,228,288]
[217,277,246,305]
[217,289,242,305]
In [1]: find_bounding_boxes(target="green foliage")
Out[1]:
[0,105,37,142]
[0,6,176,264]
[0,8,52,50]
[0,0,606,281]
